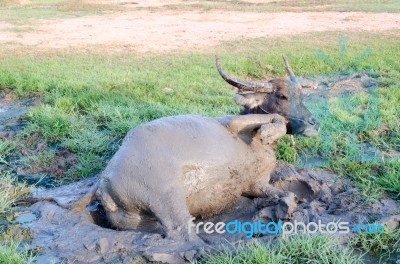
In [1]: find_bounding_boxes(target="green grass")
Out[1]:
[19,150,56,172]
[350,227,400,262]
[0,171,30,215]
[290,80,400,200]
[0,139,17,166]
[0,172,33,264]
[0,0,123,25]
[199,235,362,264]
[2,0,399,27]
[0,241,33,264]
[2,31,398,199]
[329,159,400,200]
[146,0,400,13]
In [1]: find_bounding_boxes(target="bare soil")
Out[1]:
[0,9,399,52]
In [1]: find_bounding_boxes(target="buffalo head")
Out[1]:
[216,56,320,137]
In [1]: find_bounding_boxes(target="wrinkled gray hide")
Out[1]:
[95,114,286,245]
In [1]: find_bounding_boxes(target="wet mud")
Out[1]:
[0,94,39,132]
[23,161,399,263]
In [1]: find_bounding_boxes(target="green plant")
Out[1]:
[0,241,34,264]
[0,171,30,215]
[199,235,362,264]
[350,226,400,261]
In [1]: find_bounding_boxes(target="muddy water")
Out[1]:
[0,96,37,131]
[0,95,54,187]
[23,161,399,263]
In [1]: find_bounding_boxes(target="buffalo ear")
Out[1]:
[234,93,266,109]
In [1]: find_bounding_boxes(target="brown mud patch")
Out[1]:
[16,147,77,179]
[0,11,399,53]
[22,161,399,263]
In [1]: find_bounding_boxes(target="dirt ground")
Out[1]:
[1,6,399,52]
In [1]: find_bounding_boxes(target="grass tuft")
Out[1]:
[0,241,33,264]
[0,171,30,215]
[350,226,400,261]
[147,0,400,13]
[199,235,362,264]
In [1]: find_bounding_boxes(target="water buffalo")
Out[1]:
[216,56,320,137]
[95,114,287,240]
[75,56,320,253]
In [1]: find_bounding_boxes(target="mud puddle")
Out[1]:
[20,161,399,263]
[0,93,79,183]
[0,94,38,132]
[0,94,39,172]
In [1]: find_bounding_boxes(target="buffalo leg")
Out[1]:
[245,178,297,219]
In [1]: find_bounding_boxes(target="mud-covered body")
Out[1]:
[96,114,286,236]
